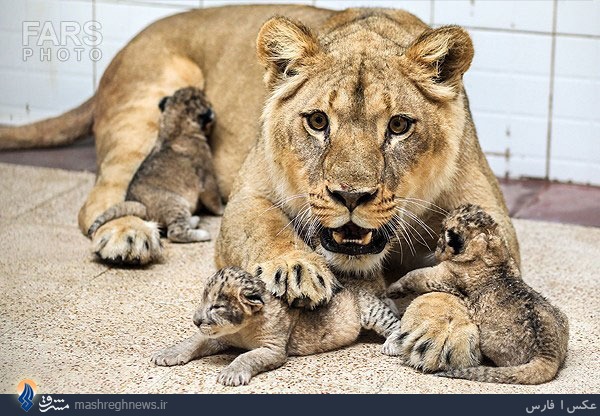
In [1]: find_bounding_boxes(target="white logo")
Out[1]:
[22,21,103,62]
[39,395,69,412]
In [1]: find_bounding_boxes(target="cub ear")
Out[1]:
[158,96,169,112]
[237,288,265,313]
[445,229,465,254]
[256,16,321,88]
[403,26,474,101]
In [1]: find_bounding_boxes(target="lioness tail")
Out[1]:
[0,96,94,150]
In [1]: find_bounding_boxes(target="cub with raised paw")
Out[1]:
[88,86,223,248]
[387,204,569,384]
[152,266,403,386]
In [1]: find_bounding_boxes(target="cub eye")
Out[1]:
[306,111,329,132]
[388,115,413,136]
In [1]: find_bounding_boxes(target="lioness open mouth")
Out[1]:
[320,222,388,255]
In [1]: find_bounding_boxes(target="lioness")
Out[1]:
[0,5,519,372]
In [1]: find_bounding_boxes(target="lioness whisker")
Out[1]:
[276,202,311,239]
[393,210,431,250]
[261,193,309,215]
[396,206,437,235]
[389,216,416,256]
[396,207,436,246]
[396,197,448,216]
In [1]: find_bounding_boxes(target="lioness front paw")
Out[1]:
[398,293,481,372]
[217,366,252,387]
[252,251,338,308]
[151,345,195,367]
[91,216,162,265]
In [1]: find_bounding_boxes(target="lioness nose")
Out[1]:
[327,187,378,211]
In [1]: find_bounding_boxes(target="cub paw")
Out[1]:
[398,292,481,372]
[217,366,252,387]
[167,228,211,243]
[91,216,162,265]
[252,251,338,308]
[151,346,194,367]
[381,332,403,357]
[386,279,410,299]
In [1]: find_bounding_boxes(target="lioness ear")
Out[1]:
[256,16,320,88]
[404,26,474,101]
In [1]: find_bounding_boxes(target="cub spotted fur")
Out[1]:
[88,87,223,248]
[387,204,569,384]
[152,267,402,386]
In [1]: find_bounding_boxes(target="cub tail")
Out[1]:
[0,96,94,150]
[87,201,148,237]
[436,356,561,385]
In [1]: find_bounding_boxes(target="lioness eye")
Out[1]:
[388,115,412,136]
[307,111,329,131]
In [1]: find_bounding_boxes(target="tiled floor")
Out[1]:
[0,138,598,227]
[1,163,599,394]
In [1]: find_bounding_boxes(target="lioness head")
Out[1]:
[193,267,265,338]
[256,10,474,273]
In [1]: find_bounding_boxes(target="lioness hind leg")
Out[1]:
[398,292,481,372]
[79,52,205,265]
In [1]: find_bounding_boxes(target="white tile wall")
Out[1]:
[550,35,600,185]
[0,0,598,185]
[434,0,554,33]
[556,0,600,37]
[93,1,194,84]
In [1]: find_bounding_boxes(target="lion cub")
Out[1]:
[387,204,569,385]
[152,267,402,386]
[88,86,223,243]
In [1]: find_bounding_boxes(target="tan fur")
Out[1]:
[152,267,402,386]
[88,87,222,262]
[388,205,569,384]
[0,5,520,372]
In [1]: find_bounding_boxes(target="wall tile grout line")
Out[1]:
[429,0,435,26]
[545,0,558,180]
[92,0,98,91]
[454,24,600,40]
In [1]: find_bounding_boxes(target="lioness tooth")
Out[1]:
[361,231,373,245]
[333,231,345,244]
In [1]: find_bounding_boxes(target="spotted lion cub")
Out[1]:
[152,267,402,386]
[387,204,569,385]
[88,86,223,245]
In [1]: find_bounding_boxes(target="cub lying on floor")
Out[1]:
[88,86,223,246]
[152,267,402,386]
[387,204,569,385]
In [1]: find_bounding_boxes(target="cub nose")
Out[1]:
[193,312,204,327]
[327,187,378,212]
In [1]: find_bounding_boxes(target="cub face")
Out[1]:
[256,12,474,273]
[436,204,498,262]
[193,268,265,338]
